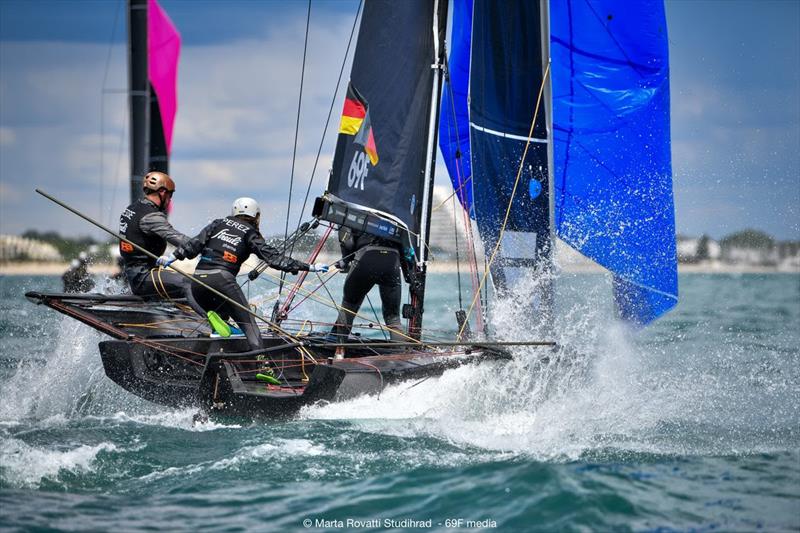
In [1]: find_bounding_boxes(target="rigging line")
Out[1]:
[100,0,123,227]
[441,66,469,310]
[365,293,389,340]
[431,174,472,213]
[313,270,339,317]
[457,63,552,341]
[292,0,363,236]
[107,104,128,227]
[251,265,422,344]
[462,204,483,332]
[442,64,483,330]
[452,181,463,309]
[279,0,312,297]
[279,225,332,319]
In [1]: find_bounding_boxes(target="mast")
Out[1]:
[128,0,149,203]
[407,0,448,339]
[539,0,555,329]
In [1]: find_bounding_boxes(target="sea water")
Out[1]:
[0,273,798,532]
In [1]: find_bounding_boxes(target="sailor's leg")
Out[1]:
[331,264,371,339]
[214,271,262,351]
[179,277,207,317]
[189,273,224,312]
[152,270,207,316]
[378,262,404,341]
[131,268,186,299]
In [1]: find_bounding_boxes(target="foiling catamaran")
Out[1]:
[27,0,678,419]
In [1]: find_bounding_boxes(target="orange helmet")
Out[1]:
[142,171,176,193]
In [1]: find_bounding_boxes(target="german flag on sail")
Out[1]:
[339,82,379,165]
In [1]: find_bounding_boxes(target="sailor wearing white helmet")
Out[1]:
[158,198,328,351]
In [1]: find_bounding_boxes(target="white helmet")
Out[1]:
[231,197,260,218]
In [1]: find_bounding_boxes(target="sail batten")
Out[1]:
[470,122,548,144]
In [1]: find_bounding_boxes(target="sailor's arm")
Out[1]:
[173,220,218,260]
[248,233,310,274]
[140,211,190,248]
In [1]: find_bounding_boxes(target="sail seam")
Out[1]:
[616,274,678,301]
[469,122,548,143]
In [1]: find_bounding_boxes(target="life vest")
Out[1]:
[195,217,257,274]
[119,199,166,268]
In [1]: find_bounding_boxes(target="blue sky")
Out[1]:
[0,0,798,241]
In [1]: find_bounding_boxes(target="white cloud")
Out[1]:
[0,8,355,237]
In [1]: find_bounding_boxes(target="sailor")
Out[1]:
[118,171,196,302]
[62,251,95,293]
[158,197,328,351]
[329,227,407,357]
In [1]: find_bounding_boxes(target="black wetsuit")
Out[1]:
[175,216,310,351]
[119,198,194,303]
[331,228,405,341]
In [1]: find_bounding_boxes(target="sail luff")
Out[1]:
[438,0,474,214]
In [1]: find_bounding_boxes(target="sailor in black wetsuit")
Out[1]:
[159,197,328,351]
[330,227,407,355]
[118,171,197,305]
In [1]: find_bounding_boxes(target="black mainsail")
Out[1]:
[320,0,447,335]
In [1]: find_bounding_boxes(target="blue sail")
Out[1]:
[551,0,678,324]
[438,0,473,215]
[438,0,677,325]
[466,0,554,319]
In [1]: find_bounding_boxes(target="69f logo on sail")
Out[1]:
[348,152,370,190]
[338,82,379,191]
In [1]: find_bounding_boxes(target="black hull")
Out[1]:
[99,336,500,418]
[28,291,529,419]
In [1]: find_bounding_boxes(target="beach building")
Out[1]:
[0,235,62,263]
[677,235,721,263]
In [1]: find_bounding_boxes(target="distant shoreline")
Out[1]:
[1,261,797,276]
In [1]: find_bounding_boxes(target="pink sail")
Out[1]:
[147,0,180,153]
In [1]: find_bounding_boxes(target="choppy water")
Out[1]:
[1,272,798,532]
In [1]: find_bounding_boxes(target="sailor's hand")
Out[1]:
[334,259,350,273]
[156,253,176,268]
[310,263,329,273]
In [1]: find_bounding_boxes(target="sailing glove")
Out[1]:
[309,263,329,273]
[156,253,176,268]
[334,259,350,273]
